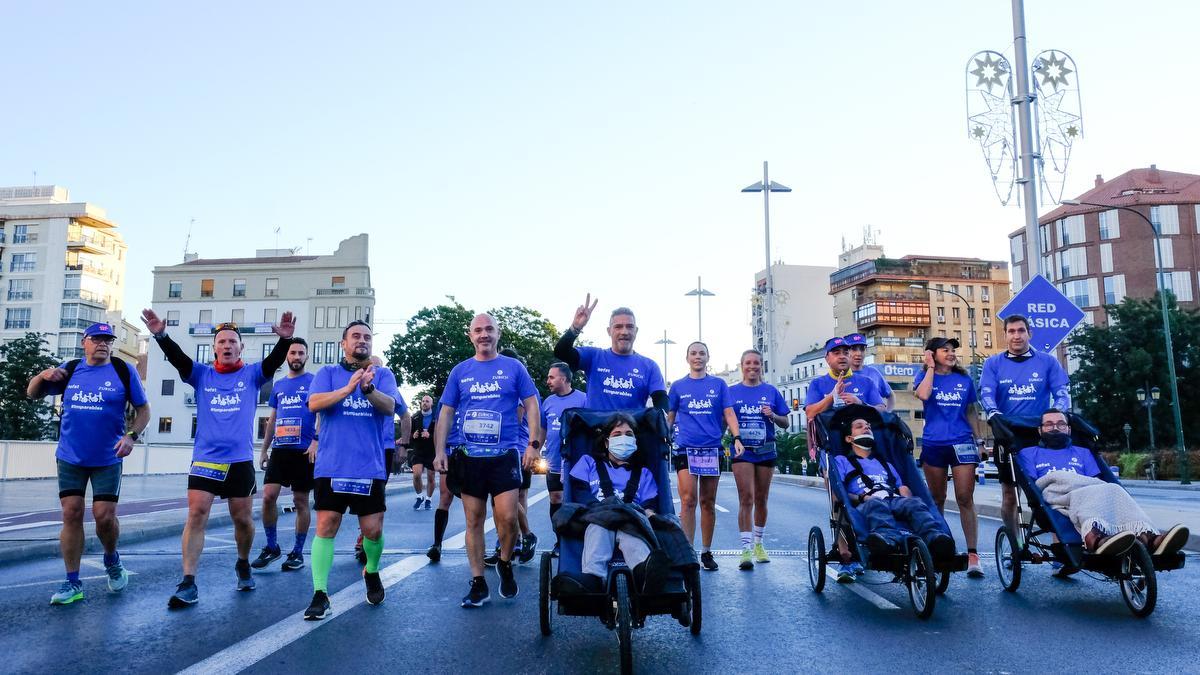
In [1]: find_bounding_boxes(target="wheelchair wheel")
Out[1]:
[539,551,553,636]
[615,574,633,675]
[807,526,827,593]
[685,567,702,635]
[995,526,1021,592]
[936,571,951,595]
[1120,541,1157,618]
[907,539,937,620]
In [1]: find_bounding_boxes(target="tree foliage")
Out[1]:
[1068,294,1200,450]
[0,333,60,440]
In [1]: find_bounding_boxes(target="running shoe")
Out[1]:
[753,543,770,564]
[426,544,442,563]
[364,570,385,605]
[518,533,538,564]
[483,544,501,567]
[738,549,754,571]
[700,551,719,571]
[835,563,856,584]
[168,580,199,608]
[281,551,304,571]
[462,577,490,608]
[236,559,255,592]
[250,546,282,569]
[50,580,84,605]
[413,497,424,510]
[304,591,331,620]
[423,498,432,511]
[1151,525,1189,556]
[966,553,984,578]
[497,560,519,599]
[106,561,130,592]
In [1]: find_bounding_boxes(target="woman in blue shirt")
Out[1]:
[914,337,982,577]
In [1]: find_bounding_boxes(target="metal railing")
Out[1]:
[6,291,32,301]
[10,262,35,272]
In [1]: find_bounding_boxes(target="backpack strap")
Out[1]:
[62,358,135,406]
[61,359,81,386]
[593,455,618,499]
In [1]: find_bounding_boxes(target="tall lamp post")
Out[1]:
[684,276,715,341]
[742,162,791,386]
[1062,199,1189,484]
[1122,422,1132,453]
[1135,385,1160,451]
[910,284,980,383]
[655,331,676,383]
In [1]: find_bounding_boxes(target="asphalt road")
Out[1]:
[0,476,1196,674]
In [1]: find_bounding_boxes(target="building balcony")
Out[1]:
[63,288,109,307]
[6,291,32,301]
[10,262,36,272]
[57,347,85,359]
[313,287,374,296]
[60,318,99,330]
[64,262,111,279]
[11,234,37,244]
[854,300,931,330]
[66,233,115,254]
[189,322,278,336]
[831,258,998,293]
[4,320,31,329]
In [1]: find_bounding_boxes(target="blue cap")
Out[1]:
[83,322,115,338]
[843,333,867,347]
[824,337,850,353]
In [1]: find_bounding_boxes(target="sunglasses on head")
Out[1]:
[215,322,239,333]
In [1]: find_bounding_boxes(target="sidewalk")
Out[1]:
[0,473,413,565]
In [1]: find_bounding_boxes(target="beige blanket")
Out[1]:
[1035,471,1157,537]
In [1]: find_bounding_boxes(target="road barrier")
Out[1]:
[0,441,196,479]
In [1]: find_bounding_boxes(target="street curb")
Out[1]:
[0,482,414,566]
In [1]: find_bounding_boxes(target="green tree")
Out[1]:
[1068,293,1200,450]
[0,333,60,440]
[491,305,563,399]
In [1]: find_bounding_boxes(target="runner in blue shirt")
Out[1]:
[252,338,318,573]
[728,348,789,570]
[804,337,885,421]
[914,336,983,578]
[667,341,743,572]
[141,308,296,608]
[844,332,895,411]
[434,313,541,608]
[538,361,587,555]
[302,320,400,620]
[27,322,150,605]
[554,294,667,411]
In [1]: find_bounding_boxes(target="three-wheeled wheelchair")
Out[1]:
[538,407,701,675]
[993,413,1186,617]
[807,404,968,619]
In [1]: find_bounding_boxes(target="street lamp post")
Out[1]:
[1135,385,1160,451]
[1062,199,1189,484]
[1123,422,1132,453]
[742,162,791,386]
[910,284,979,383]
[684,276,715,341]
[655,331,676,383]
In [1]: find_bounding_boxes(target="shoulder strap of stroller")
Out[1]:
[593,456,641,504]
[843,453,897,496]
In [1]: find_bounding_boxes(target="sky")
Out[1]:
[4,1,1199,392]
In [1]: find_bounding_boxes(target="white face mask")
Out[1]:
[608,435,637,460]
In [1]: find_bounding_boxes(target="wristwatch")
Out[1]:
[531,439,542,450]
[361,383,376,395]
[732,435,742,443]
[126,431,140,442]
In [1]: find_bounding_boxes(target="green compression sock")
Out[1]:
[363,535,383,574]
[311,536,335,592]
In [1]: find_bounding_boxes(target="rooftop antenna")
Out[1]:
[274,226,281,251]
[183,218,195,261]
[32,170,37,185]
[306,237,313,255]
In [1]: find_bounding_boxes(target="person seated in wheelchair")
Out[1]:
[564,412,672,594]
[834,415,955,560]
[1017,409,1189,558]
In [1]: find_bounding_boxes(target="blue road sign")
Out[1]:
[998,274,1085,352]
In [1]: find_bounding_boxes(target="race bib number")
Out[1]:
[463,409,502,446]
[274,417,301,446]
[190,461,230,481]
[686,447,720,477]
[953,443,980,465]
[740,420,767,447]
[331,478,373,495]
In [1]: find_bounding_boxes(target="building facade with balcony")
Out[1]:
[0,186,134,361]
[144,234,374,444]
[751,263,836,383]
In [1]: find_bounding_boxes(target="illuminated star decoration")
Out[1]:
[970,52,1008,93]
[1034,51,1073,92]
[1032,50,1083,204]
[966,51,1017,205]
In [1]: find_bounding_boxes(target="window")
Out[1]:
[1104,275,1126,305]
[7,279,32,301]
[232,279,247,297]
[936,307,945,323]
[161,380,175,396]
[1151,205,1180,235]
[12,224,37,243]
[355,305,363,320]
[964,285,974,300]
[984,332,992,348]
[314,306,325,328]
[953,330,962,343]
[258,381,272,405]
[312,341,324,364]
[1099,210,1120,239]
[326,307,337,328]
[257,417,270,440]
[1162,271,1194,302]
[1010,234,1025,263]
[967,307,975,322]
[937,329,946,338]
[983,308,992,325]
[199,309,212,324]
[981,286,990,302]
[10,253,36,272]
[265,278,279,297]
[950,285,959,295]
[952,307,961,323]
[200,278,214,298]
[1154,239,1174,268]
[231,309,245,325]
[1061,278,1098,307]
[326,342,336,362]
[158,417,173,434]
[168,280,183,298]
[196,344,213,363]
[1100,243,1113,274]
[1056,215,1086,246]
[264,308,277,324]
[166,310,180,326]
[338,306,349,327]
[1012,265,1023,289]
[1039,224,1050,253]
[191,416,198,439]
[262,342,274,360]
[5,308,31,329]
[332,276,346,288]
[1058,247,1088,278]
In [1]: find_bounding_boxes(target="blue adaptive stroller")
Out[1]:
[539,407,701,675]
[806,404,968,619]
[994,413,1185,617]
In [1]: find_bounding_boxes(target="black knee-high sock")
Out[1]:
[434,507,449,546]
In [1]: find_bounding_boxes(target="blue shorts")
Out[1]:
[920,442,980,469]
[57,459,122,502]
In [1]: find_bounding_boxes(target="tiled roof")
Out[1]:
[1038,166,1200,224]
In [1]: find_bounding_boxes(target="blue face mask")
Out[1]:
[608,435,637,460]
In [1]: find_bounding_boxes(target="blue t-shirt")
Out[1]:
[421,411,434,430]
[47,360,148,467]
[979,350,1070,417]
[1017,444,1102,480]
[441,355,538,458]
[569,454,658,507]
[269,373,317,450]
[186,362,270,463]
[669,375,733,448]
[804,372,884,409]
[859,366,894,402]
[541,389,588,473]
[728,382,789,460]
[914,370,977,445]
[577,347,666,410]
[311,365,400,480]
[833,454,904,496]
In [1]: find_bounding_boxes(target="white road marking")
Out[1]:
[79,559,106,570]
[0,520,61,533]
[825,566,900,610]
[178,490,550,675]
[0,568,140,592]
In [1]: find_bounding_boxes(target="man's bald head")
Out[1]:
[468,313,500,357]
